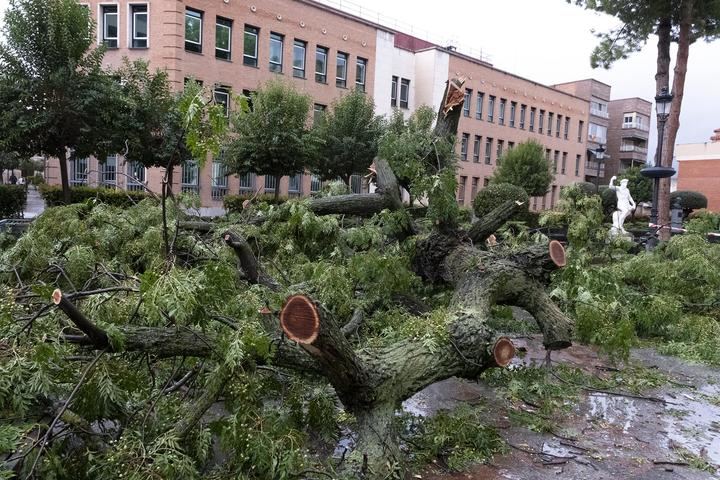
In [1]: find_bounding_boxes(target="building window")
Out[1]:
[391,76,398,107]
[578,120,584,142]
[315,46,328,83]
[463,89,472,117]
[561,152,568,174]
[519,104,526,129]
[538,110,545,134]
[575,154,581,176]
[460,133,469,161]
[556,115,562,138]
[497,140,504,164]
[70,157,88,186]
[545,148,551,160]
[215,17,232,60]
[181,161,199,193]
[184,9,202,53]
[551,185,557,208]
[547,112,553,136]
[471,177,479,199]
[588,123,607,143]
[510,102,517,127]
[269,33,283,72]
[310,174,323,193]
[100,155,117,188]
[498,98,506,125]
[293,40,306,78]
[400,78,410,109]
[211,161,228,200]
[336,52,348,88]
[476,92,484,120]
[126,161,145,191]
[350,174,363,194]
[473,135,481,163]
[356,58,367,92]
[214,87,230,117]
[553,151,559,173]
[243,25,259,67]
[264,175,277,193]
[484,137,493,165]
[289,173,303,197]
[239,172,256,193]
[487,96,495,122]
[102,5,118,48]
[529,107,536,132]
[458,176,467,205]
[130,5,148,48]
[564,117,570,140]
[483,177,490,187]
[313,103,326,125]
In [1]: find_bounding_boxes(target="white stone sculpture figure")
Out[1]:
[608,176,636,234]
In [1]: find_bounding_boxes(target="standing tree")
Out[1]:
[313,89,384,187]
[570,0,720,238]
[222,80,318,199]
[0,0,125,203]
[0,151,20,184]
[619,166,653,203]
[490,139,554,197]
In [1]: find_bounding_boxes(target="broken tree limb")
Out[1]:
[52,289,109,347]
[467,200,526,244]
[223,230,280,290]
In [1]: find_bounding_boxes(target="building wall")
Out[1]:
[447,54,591,210]
[606,97,651,179]
[676,141,720,212]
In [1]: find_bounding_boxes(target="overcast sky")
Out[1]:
[1,0,717,150]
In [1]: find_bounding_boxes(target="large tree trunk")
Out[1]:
[59,149,71,204]
[658,0,694,240]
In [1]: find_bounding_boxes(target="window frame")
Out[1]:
[101,5,119,48]
[509,101,516,127]
[519,104,526,129]
[293,40,306,78]
[239,172,256,193]
[264,175,277,193]
[269,32,284,72]
[487,95,495,123]
[100,154,118,188]
[463,89,472,117]
[391,76,398,107]
[243,25,259,67]
[315,46,328,83]
[213,87,230,117]
[538,109,545,134]
[547,112,553,136]
[564,117,570,140]
[529,107,536,132]
[355,57,367,91]
[496,139,504,164]
[336,51,348,88]
[476,92,484,120]
[556,115,562,138]
[215,16,232,60]
[484,137,493,165]
[498,98,506,125]
[399,78,410,109]
[472,135,481,163]
[460,133,469,161]
[184,8,203,53]
[130,4,148,49]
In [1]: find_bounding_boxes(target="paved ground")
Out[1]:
[23,187,45,218]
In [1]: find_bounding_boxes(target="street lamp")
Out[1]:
[641,87,675,247]
[594,144,606,190]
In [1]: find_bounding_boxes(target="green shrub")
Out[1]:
[223,193,288,213]
[39,185,150,207]
[670,190,708,215]
[472,183,529,219]
[0,185,27,218]
[27,174,45,186]
[685,209,720,234]
[599,186,617,216]
[567,181,597,197]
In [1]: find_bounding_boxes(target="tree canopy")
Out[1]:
[313,89,384,186]
[490,140,554,197]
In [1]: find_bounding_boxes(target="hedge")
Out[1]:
[223,193,289,213]
[39,185,150,207]
[472,183,529,220]
[670,190,707,213]
[0,185,27,218]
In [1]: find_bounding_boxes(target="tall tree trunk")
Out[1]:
[274,174,282,200]
[59,148,71,204]
[653,14,672,237]
[658,0,694,240]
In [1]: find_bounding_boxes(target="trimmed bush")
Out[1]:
[472,183,529,219]
[223,193,289,213]
[27,174,46,186]
[39,185,150,207]
[0,185,27,218]
[571,181,598,197]
[599,187,617,216]
[670,190,707,215]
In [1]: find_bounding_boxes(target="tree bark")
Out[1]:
[59,149,71,204]
[223,230,280,290]
[658,0,694,240]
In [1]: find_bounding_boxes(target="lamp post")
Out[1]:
[641,87,675,249]
[594,144,606,190]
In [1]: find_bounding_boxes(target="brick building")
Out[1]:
[45,0,623,212]
[606,97,651,178]
[675,129,720,212]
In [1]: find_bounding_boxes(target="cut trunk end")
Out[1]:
[492,336,515,367]
[280,295,320,344]
[549,240,566,267]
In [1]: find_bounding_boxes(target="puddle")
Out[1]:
[663,389,720,467]
[586,393,639,434]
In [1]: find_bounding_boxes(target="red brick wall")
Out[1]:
[677,159,720,212]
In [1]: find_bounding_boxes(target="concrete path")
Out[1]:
[23,187,46,219]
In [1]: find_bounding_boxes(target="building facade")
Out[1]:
[606,97,651,178]
[675,130,720,212]
[47,0,622,212]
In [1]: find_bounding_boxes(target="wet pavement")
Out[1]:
[407,337,720,480]
[23,187,45,218]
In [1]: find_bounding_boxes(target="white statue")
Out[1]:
[608,176,636,234]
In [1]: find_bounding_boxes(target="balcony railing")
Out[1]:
[620,145,648,153]
[622,122,650,132]
[584,161,605,177]
[590,108,609,119]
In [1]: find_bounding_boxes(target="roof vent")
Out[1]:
[445,45,457,51]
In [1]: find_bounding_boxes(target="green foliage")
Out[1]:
[472,183,529,219]
[541,184,606,249]
[379,106,459,226]
[0,185,27,218]
[223,193,288,213]
[618,166,653,203]
[404,406,505,471]
[223,80,317,196]
[567,181,598,196]
[490,140,554,196]
[313,88,384,184]
[686,209,720,234]
[671,190,708,214]
[39,184,150,207]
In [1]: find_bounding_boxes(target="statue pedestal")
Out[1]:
[608,227,634,242]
